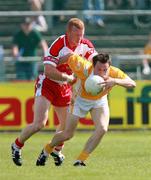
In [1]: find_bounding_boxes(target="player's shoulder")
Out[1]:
[109,65,126,76]
[109,66,122,74]
[49,35,65,57]
[52,35,65,46]
[81,37,94,48]
[110,66,120,71]
[69,54,91,66]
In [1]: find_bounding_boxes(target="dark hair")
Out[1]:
[92,53,111,67]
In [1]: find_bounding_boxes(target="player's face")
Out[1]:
[94,61,110,78]
[67,26,84,47]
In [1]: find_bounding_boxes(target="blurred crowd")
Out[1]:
[0,0,151,81]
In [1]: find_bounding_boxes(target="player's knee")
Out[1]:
[64,131,74,140]
[33,121,46,132]
[98,126,108,136]
[101,126,108,135]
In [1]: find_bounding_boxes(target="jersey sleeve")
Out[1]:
[43,49,60,67]
[82,38,98,61]
[67,55,92,79]
[110,66,128,79]
[43,35,67,67]
[43,36,62,66]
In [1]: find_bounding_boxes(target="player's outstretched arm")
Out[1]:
[114,76,136,88]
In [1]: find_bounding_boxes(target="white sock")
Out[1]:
[13,143,21,150]
[43,149,49,156]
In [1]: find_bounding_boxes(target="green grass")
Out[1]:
[1,131,151,180]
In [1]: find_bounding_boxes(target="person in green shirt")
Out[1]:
[12,17,48,80]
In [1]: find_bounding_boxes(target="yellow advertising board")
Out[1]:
[0,81,151,130]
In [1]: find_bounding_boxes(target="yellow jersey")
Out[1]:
[67,55,128,100]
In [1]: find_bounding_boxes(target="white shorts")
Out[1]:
[70,95,108,118]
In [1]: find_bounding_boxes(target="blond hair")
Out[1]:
[67,18,85,31]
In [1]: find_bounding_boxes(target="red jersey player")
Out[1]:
[11,18,97,166]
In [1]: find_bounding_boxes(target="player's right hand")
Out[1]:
[66,74,76,84]
[62,73,76,85]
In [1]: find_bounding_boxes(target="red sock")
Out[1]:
[15,138,24,149]
[54,143,64,152]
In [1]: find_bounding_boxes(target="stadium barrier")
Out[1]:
[2,54,150,80]
[0,9,151,28]
[1,10,151,17]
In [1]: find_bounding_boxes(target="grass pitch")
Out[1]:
[0,131,151,180]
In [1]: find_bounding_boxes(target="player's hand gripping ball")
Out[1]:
[84,75,104,96]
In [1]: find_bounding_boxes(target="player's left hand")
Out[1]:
[99,77,116,90]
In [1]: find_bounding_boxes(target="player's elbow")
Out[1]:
[129,80,136,88]
[125,78,136,88]
[44,64,56,79]
[100,126,108,135]
[44,70,49,78]
[132,82,136,88]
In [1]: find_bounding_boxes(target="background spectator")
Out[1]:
[28,0,48,32]
[83,0,105,27]
[107,0,123,9]
[53,0,67,24]
[142,33,151,77]
[132,0,151,27]
[12,17,48,80]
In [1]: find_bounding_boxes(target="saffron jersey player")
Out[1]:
[36,53,136,166]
